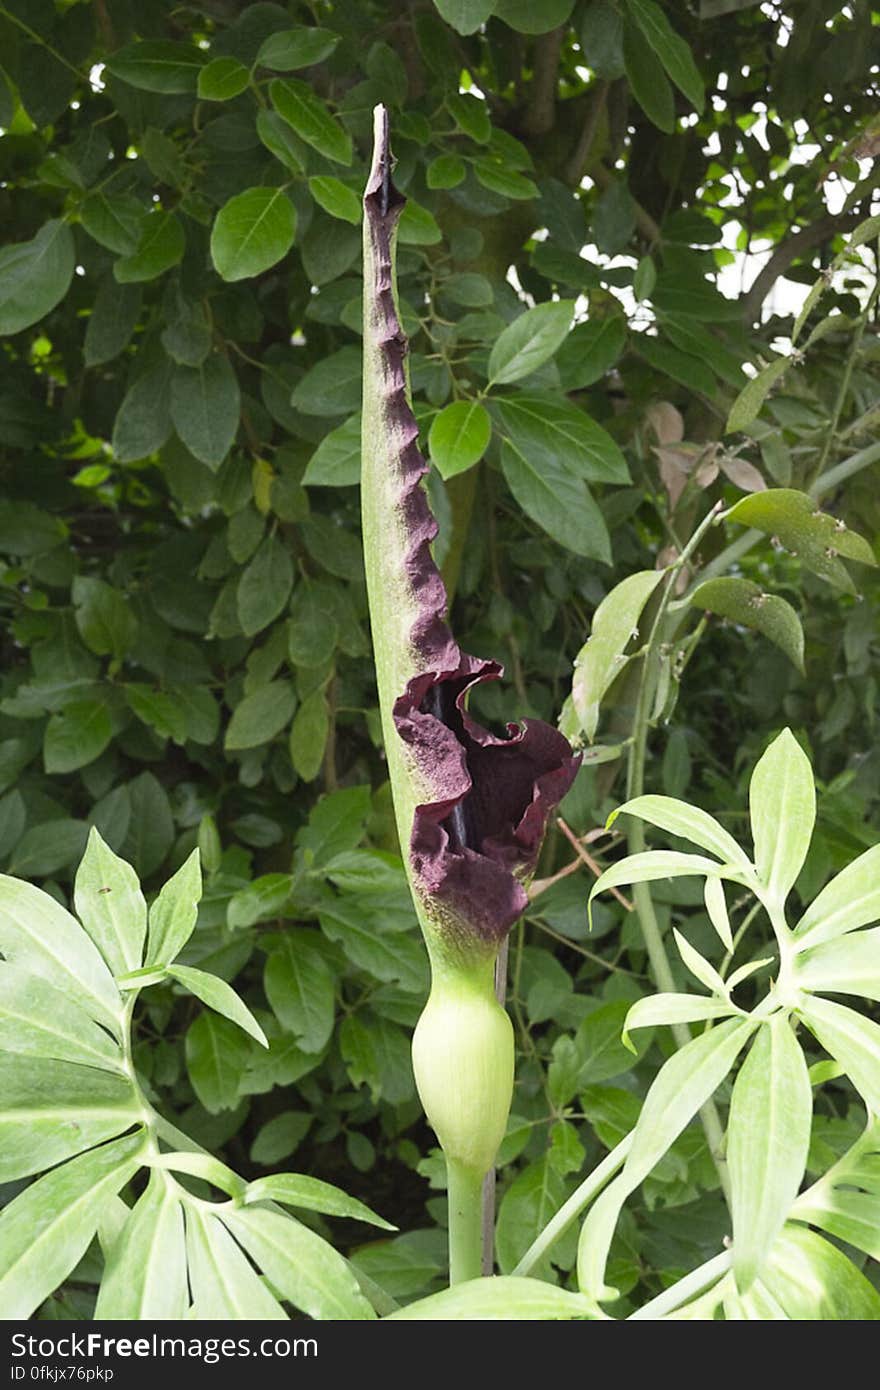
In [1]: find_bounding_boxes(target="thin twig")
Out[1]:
[556,818,634,912]
[567,80,609,185]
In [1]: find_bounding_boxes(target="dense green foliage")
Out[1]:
[1,0,879,1316]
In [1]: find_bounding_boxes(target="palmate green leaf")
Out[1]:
[487,299,574,385]
[689,577,804,673]
[185,1011,252,1113]
[44,698,114,774]
[95,1171,189,1319]
[428,400,491,479]
[222,1206,376,1320]
[570,570,664,742]
[210,187,297,282]
[0,965,123,1072]
[432,0,497,35]
[106,40,205,93]
[146,848,201,966]
[270,79,352,165]
[796,926,880,1001]
[760,1225,880,1320]
[749,728,815,905]
[171,354,240,468]
[0,875,121,1032]
[724,489,877,594]
[728,1016,812,1292]
[0,220,75,336]
[244,1174,395,1229]
[622,992,735,1049]
[500,438,611,562]
[578,1018,754,1301]
[389,1275,597,1320]
[263,935,335,1053]
[799,995,880,1116]
[0,1131,146,1319]
[186,1206,287,1319]
[114,211,185,284]
[608,793,754,873]
[0,1055,138,1182]
[168,964,268,1047]
[625,0,705,112]
[74,827,146,976]
[793,843,880,951]
[492,393,629,485]
[257,27,341,71]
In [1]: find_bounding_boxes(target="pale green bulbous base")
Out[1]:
[412,973,515,1179]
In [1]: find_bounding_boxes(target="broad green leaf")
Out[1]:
[571,570,664,741]
[495,1156,571,1277]
[44,699,113,774]
[446,92,492,142]
[291,346,363,417]
[222,1206,375,1319]
[270,79,352,165]
[244,1174,395,1229]
[473,160,539,199]
[487,299,574,385]
[80,193,144,255]
[146,849,201,966]
[320,900,428,994]
[95,1172,188,1318]
[623,17,674,133]
[125,684,187,743]
[7,820,89,878]
[186,1206,287,1319]
[728,1017,812,1291]
[308,175,361,225]
[427,153,466,189]
[608,793,753,872]
[0,875,120,1031]
[637,333,715,396]
[84,277,142,366]
[625,0,705,111]
[257,27,341,70]
[799,995,880,1116]
[398,201,442,246]
[170,354,240,468]
[442,272,494,306]
[557,316,627,390]
[185,1011,252,1113]
[429,401,491,479]
[256,108,305,174]
[793,843,880,951]
[302,413,361,486]
[494,0,574,33]
[288,584,338,666]
[210,187,296,282]
[673,928,727,997]
[73,575,137,660]
[432,0,497,35]
[0,1055,138,1183]
[114,211,185,283]
[289,689,330,781]
[726,356,790,433]
[0,220,75,336]
[123,772,174,879]
[580,1,626,77]
[237,535,294,636]
[227,874,294,931]
[0,1132,146,1319]
[225,679,296,750]
[74,828,146,977]
[168,964,268,1046]
[389,1275,596,1320]
[578,1018,754,1300]
[111,356,173,462]
[106,40,204,93]
[704,874,734,951]
[501,438,611,562]
[761,1225,880,1320]
[689,577,804,672]
[197,56,250,101]
[749,729,815,904]
[263,936,335,1053]
[724,489,877,594]
[622,992,735,1049]
[492,393,629,485]
[0,965,123,1072]
[796,927,880,1002]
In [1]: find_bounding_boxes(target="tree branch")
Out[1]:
[522,26,566,136]
[741,211,860,324]
[567,80,609,186]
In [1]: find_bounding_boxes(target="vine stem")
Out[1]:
[447,1159,485,1284]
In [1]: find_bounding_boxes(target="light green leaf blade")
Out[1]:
[724,489,876,594]
[673,927,727,997]
[0,965,123,1073]
[0,1132,146,1318]
[728,1016,812,1292]
[429,400,491,479]
[270,79,352,165]
[749,728,815,904]
[796,927,880,1002]
[571,569,664,742]
[689,577,804,673]
[146,848,201,967]
[308,175,361,225]
[622,992,735,1049]
[263,936,335,1053]
[0,1055,139,1182]
[155,1150,245,1199]
[210,187,296,282]
[74,827,146,977]
[608,792,753,872]
[185,1206,287,1319]
[793,843,880,951]
[168,964,268,1046]
[257,27,341,71]
[488,300,574,385]
[95,1171,189,1318]
[0,220,75,336]
[589,850,725,925]
[704,875,734,952]
[197,56,250,101]
[761,1225,880,1320]
[799,995,880,1116]
[388,1275,597,1320]
[302,413,361,486]
[244,1174,395,1229]
[726,356,790,434]
[793,1188,880,1262]
[222,1206,375,1320]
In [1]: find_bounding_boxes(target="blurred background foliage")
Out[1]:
[0,0,879,1313]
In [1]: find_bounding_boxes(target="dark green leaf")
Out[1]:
[270,78,353,165]
[106,41,205,94]
[0,221,75,336]
[114,212,185,284]
[170,355,240,468]
[211,187,297,282]
[257,28,341,70]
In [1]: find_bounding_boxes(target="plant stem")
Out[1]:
[512,1134,633,1277]
[628,1250,731,1320]
[447,1158,485,1284]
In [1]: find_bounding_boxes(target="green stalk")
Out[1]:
[512,1134,633,1277]
[447,1159,485,1284]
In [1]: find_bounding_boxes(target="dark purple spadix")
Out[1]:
[361,106,579,964]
